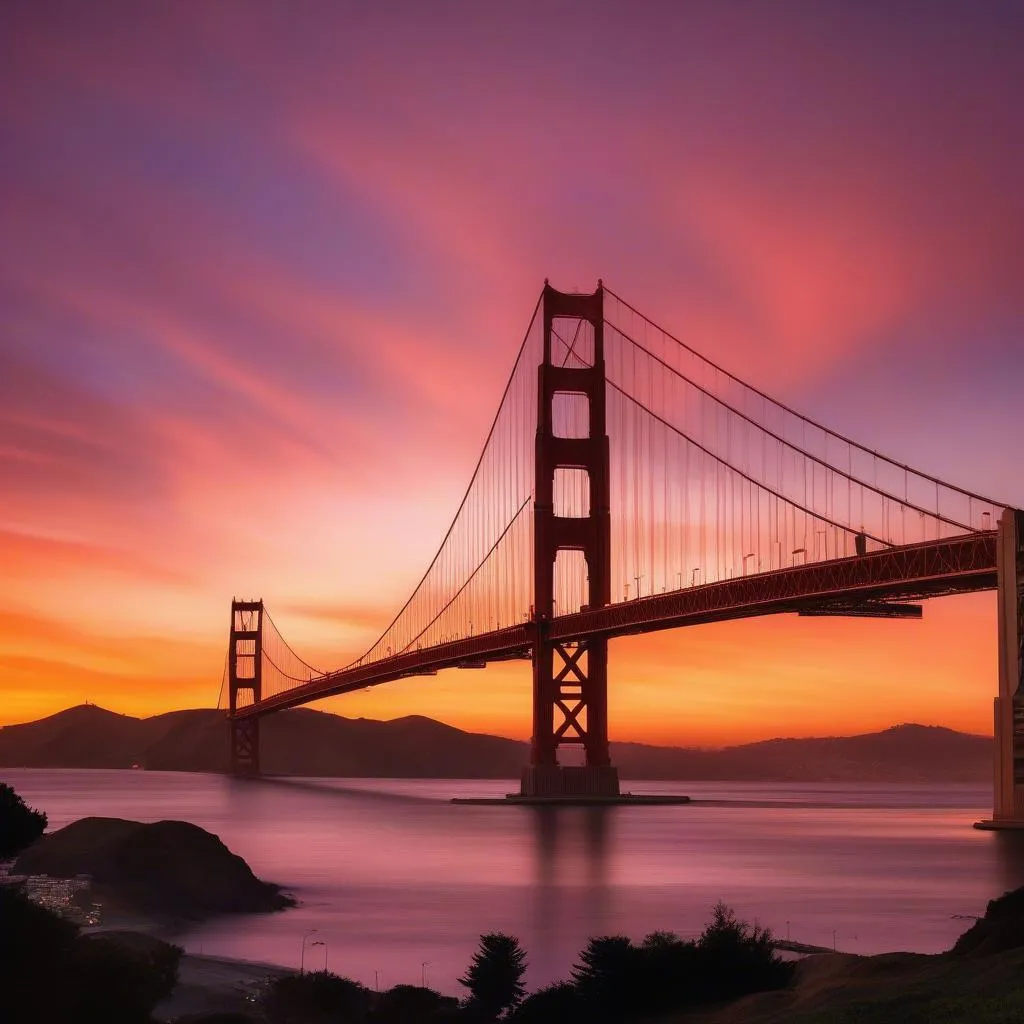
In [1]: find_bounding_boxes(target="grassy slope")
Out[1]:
[673,947,1024,1024]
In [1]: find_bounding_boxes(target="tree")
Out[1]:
[635,930,698,1014]
[0,883,79,1023]
[696,901,792,999]
[458,933,528,1019]
[67,932,182,1024]
[570,935,642,1022]
[0,782,47,858]
[0,885,181,1023]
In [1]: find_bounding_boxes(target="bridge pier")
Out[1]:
[228,599,263,775]
[978,510,1024,829]
[521,282,621,800]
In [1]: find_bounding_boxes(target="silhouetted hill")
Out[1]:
[14,816,292,917]
[0,705,991,781]
[612,724,991,782]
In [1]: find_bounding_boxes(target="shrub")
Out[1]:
[0,883,79,1022]
[0,885,182,1023]
[370,983,459,1022]
[263,970,373,1024]
[67,932,182,1024]
[507,982,582,1022]
[634,930,699,1014]
[0,782,47,857]
[695,901,792,1000]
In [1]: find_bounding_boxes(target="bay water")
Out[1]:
[5,770,1021,995]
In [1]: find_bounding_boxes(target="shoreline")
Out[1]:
[155,950,295,1021]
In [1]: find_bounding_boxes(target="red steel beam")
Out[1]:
[234,531,996,720]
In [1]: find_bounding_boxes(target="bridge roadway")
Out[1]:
[235,531,997,719]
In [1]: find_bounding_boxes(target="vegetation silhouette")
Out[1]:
[506,981,580,1021]
[458,932,527,1020]
[514,905,791,1022]
[369,983,459,1022]
[263,969,373,1023]
[0,884,180,1023]
[257,905,790,1023]
[0,781,47,857]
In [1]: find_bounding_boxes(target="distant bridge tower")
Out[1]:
[989,510,1024,825]
[228,600,263,775]
[521,282,620,798]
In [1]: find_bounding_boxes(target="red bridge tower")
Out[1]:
[228,600,262,775]
[520,283,620,798]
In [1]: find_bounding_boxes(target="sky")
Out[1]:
[1,1,1022,744]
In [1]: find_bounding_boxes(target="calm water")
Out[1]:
[4,770,1023,994]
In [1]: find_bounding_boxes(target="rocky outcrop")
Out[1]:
[14,817,293,918]
[952,885,1024,956]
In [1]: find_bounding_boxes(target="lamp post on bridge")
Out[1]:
[743,553,756,574]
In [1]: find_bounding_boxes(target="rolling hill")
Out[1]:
[0,704,992,781]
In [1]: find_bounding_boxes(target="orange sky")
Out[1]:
[1,4,1022,744]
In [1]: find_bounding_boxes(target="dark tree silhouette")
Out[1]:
[0,883,79,1022]
[0,885,181,1023]
[0,782,47,857]
[458,932,527,1019]
[696,901,792,999]
[635,930,699,1013]
[67,933,182,1024]
[570,935,641,1021]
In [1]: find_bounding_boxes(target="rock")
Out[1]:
[14,817,293,918]
[952,885,1024,956]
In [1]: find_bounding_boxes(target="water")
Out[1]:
[5,770,1023,995]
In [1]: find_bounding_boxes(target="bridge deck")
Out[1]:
[234,531,996,719]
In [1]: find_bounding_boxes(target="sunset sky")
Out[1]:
[2,2,1022,744]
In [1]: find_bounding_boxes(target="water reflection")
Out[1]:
[1,770,1006,993]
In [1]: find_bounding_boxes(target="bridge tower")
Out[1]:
[990,509,1024,825]
[228,599,263,775]
[521,282,620,799]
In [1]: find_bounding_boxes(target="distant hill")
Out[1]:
[0,705,992,782]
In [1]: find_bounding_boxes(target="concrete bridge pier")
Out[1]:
[978,509,1024,829]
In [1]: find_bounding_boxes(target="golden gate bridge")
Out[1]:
[220,283,1023,822]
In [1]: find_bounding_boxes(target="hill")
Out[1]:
[13,816,292,918]
[0,705,991,782]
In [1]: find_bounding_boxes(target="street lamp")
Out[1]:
[421,961,431,988]
[300,929,318,974]
[634,574,643,599]
[743,553,756,573]
[792,547,806,565]
[310,939,327,972]
[691,567,700,586]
